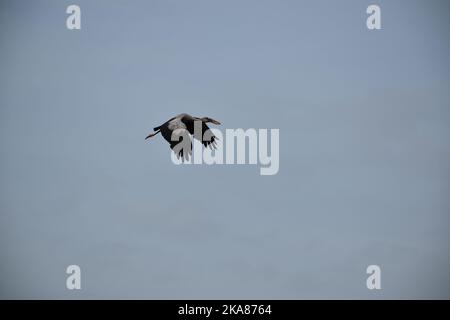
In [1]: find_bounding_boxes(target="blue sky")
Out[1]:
[0,0,449,298]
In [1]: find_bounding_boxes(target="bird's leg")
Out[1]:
[145,130,160,140]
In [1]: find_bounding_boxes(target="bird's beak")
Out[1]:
[210,118,221,125]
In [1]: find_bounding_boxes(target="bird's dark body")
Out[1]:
[154,117,175,143]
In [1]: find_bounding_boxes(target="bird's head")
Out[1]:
[199,117,221,125]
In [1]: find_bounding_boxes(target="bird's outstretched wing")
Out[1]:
[170,128,192,162]
[167,117,186,132]
[193,122,218,149]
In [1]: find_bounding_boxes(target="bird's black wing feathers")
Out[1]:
[200,122,217,148]
[154,117,176,132]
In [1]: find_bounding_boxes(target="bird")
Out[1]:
[145,113,221,160]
